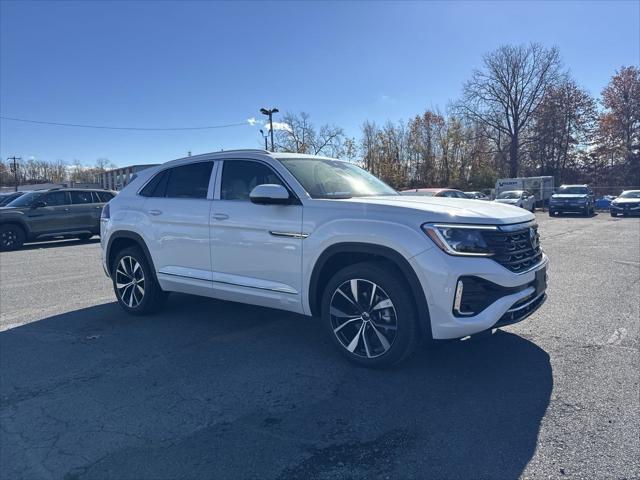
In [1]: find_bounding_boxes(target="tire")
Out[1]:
[77,234,93,241]
[0,224,26,251]
[548,209,555,217]
[610,211,617,217]
[321,261,419,368]
[111,246,168,315]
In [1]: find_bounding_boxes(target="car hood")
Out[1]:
[613,198,640,204]
[494,198,519,203]
[551,194,588,199]
[337,195,534,225]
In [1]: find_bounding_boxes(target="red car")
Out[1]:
[400,188,469,199]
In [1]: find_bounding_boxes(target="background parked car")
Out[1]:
[548,185,595,217]
[493,190,536,212]
[400,188,469,198]
[465,191,490,200]
[0,191,27,207]
[595,195,616,210]
[610,190,640,217]
[0,188,116,251]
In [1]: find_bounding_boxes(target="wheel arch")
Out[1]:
[106,231,158,283]
[308,242,432,340]
[0,219,30,237]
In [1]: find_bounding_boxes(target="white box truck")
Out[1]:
[495,176,555,204]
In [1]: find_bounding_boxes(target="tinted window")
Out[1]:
[164,162,213,199]
[140,170,169,197]
[221,161,284,201]
[94,191,115,202]
[70,191,94,204]
[42,192,69,206]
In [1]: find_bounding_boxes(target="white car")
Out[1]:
[494,190,536,212]
[101,150,548,367]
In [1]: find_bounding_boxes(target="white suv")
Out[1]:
[101,150,548,367]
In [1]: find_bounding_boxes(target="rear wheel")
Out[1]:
[322,262,419,368]
[0,224,25,251]
[111,246,167,315]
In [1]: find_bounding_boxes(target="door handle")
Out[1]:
[63,208,70,212]
[212,213,229,220]
[148,209,162,216]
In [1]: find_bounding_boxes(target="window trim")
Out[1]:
[136,160,218,200]
[215,158,300,204]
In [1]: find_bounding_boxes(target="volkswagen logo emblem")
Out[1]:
[529,227,538,249]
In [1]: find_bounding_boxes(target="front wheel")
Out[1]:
[0,224,25,251]
[111,246,167,315]
[322,262,419,368]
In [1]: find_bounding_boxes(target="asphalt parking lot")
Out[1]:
[1,213,638,480]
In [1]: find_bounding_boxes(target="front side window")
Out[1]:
[70,191,93,204]
[221,161,284,201]
[279,159,397,199]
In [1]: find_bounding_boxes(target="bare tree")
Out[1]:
[275,112,345,157]
[459,43,563,177]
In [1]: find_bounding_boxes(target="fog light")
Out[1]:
[453,280,474,316]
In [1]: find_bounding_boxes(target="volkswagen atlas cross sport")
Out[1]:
[101,150,548,367]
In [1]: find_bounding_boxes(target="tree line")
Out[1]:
[3,44,638,192]
[0,158,114,188]
[274,44,638,191]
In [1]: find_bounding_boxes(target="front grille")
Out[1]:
[482,225,542,273]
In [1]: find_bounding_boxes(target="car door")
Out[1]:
[68,191,98,231]
[141,160,215,286]
[209,159,303,311]
[25,191,71,235]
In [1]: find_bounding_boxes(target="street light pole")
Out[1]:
[7,156,21,192]
[260,107,279,152]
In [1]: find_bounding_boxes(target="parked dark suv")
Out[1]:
[0,188,116,251]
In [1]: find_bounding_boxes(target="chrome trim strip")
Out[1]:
[158,271,298,294]
[507,291,546,313]
[269,231,309,239]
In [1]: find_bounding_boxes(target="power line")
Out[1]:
[0,115,250,131]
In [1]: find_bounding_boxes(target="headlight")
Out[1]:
[422,224,495,256]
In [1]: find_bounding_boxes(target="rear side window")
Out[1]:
[140,171,169,197]
[70,191,94,204]
[94,191,115,202]
[140,162,213,199]
[165,162,213,199]
[42,191,69,206]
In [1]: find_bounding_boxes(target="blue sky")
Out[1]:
[1,0,638,167]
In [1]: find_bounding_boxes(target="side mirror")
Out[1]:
[249,184,291,205]
[32,201,47,209]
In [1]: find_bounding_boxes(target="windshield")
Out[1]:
[497,191,521,199]
[279,159,398,199]
[557,186,588,195]
[619,191,640,199]
[5,191,42,208]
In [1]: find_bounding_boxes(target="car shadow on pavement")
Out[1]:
[0,294,552,480]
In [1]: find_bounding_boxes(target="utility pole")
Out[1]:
[7,156,21,192]
[260,107,279,152]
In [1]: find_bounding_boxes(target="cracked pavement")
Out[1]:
[0,213,638,479]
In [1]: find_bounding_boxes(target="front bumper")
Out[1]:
[610,204,640,215]
[409,249,549,340]
[550,202,588,212]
